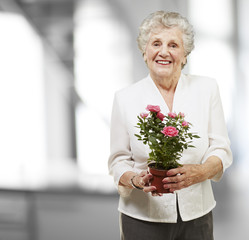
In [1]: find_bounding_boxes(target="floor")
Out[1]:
[91,166,249,240]
[212,166,249,240]
[35,193,120,240]
[74,165,249,240]
[3,165,244,240]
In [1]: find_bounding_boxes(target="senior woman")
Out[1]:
[108,11,232,240]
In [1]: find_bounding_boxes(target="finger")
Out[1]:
[138,170,148,178]
[167,167,185,176]
[169,189,175,194]
[151,191,163,197]
[162,173,184,184]
[143,173,153,182]
[139,174,153,187]
[143,185,156,193]
[163,180,186,191]
[163,183,177,190]
[135,172,152,188]
[141,170,148,175]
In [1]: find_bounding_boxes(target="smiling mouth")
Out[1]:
[156,60,172,65]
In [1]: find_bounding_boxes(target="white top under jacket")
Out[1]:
[108,73,232,223]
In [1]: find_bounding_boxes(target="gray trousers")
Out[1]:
[120,210,214,240]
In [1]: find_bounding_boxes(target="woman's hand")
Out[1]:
[133,171,163,196]
[162,157,223,193]
[120,171,163,196]
[162,164,206,193]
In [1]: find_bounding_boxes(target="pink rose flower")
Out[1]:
[161,126,179,137]
[168,112,177,118]
[156,112,165,121]
[140,112,149,118]
[179,112,185,118]
[146,105,161,113]
[182,121,189,127]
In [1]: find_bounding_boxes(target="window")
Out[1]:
[74,0,132,191]
[0,13,46,183]
[188,0,235,122]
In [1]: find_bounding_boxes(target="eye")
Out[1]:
[153,41,161,47]
[170,43,177,48]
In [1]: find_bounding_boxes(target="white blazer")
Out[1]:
[108,73,232,222]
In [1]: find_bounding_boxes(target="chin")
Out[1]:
[156,71,172,78]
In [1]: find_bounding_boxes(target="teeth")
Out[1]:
[157,61,170,64]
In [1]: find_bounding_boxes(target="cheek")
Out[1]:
[174,52,186,63]
[145,48,157,61]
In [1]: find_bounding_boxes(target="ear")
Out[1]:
[143,52,147,63]
[182,55,187,65]
[181,56,187,69]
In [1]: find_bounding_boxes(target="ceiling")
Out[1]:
[0,0,75,73]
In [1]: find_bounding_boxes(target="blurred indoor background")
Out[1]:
[0,0,248,239]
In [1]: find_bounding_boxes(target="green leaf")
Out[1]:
[148,136,157,144]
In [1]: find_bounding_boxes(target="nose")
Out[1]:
[159,45,169,57]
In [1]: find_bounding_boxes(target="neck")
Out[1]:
[152,72,181,93]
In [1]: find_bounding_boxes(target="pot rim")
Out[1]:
[148,163,168,177]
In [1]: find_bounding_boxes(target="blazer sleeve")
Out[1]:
[202,80,233,181]
[108,93,135,197]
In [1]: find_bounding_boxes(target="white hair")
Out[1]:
[137,11,195,58]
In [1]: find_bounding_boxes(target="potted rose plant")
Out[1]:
[135,105,200,193]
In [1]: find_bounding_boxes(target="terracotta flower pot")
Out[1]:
[148,163,170,194]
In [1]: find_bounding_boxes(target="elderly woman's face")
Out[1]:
[143,27,186,81]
